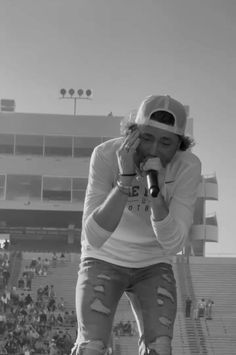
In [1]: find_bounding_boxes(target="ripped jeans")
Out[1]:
[70,258,177,355]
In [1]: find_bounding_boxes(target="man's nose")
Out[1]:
[149,141,159,156]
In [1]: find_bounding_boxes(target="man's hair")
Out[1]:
[120,111,195,151]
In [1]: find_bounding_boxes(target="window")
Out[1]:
[0,175,5,199]
[6,175,41,201]
[43,177,71,201]
[15,135,43,155]
[0,134,14,154]
[72,178,88,202]
[74,137,101,157]
[45,136,72,157]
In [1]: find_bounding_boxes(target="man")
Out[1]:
[71,95,201,355]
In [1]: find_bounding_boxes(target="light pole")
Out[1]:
[59,88,92,115]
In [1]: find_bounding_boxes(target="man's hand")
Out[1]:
[141,157,163,173]
[116,129,140,175]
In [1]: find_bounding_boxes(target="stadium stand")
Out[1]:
[1,250,236,355]
[189,257,236,355]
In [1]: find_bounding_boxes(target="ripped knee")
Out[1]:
[148,336,172,355]
[72,340,107,355]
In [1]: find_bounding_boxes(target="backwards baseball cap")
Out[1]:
[135,95,187,135]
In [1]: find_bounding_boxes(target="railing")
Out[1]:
[176,256,204,354]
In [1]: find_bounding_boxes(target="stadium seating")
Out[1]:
[8,253,236,355]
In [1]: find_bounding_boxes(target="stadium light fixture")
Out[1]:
[59,88,93,115]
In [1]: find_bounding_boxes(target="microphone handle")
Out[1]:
[150,185,160,198]
[147,170,160,198]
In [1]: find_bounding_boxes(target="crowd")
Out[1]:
[112,320,136,337]
[185,296,214,320]
[195,298,214,320]
[0,252,77,355]
[0,252,11,290]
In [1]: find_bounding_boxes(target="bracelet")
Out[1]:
[119,173,137,177]
[116,180,133,196]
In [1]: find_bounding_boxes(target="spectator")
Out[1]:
[26,276,32,291]
[48,311,57,327]
[62,330,73,354]
[43,258,50,274]
[48,297,56,312]
[1,293,9,313]
[51,253,58,268]
[2,268,10,286]
[49,339,60,355]
[22,343,32,355]
[198,298,206,317]
[0,313,6,335]
[206,298,214,320]
[18,275,25,290]
[124,320,132,335]
[34,338,48,354]
[4,332,19,354]
[0,341,7,354]
[26,325,39,346]
[0,271,4,289]
[60,253,66,263]
[29,264,36,277]
[39,310,47,325]
[18,293,25,307]
[69,310,77,326]
[25,293,33,306]
[56,312,64,326]
[10,286,19,305]
[5,309,15,331]
[29,259,37,274]
[4,287,11,302]
[23,265,30,278]
[2,253,9,264]
[64,311,71,326]
[185,296,192,317]
[3,239,9,250]
[49,285,55,299]
[36,286,44,301]
[57,297,65,312]
[35,257,43,275]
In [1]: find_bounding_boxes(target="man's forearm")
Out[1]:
[150,194,169,221]
[93,177,134,232]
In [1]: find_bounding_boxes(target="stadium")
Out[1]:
[0,99,235,355]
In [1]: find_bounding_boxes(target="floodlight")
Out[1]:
[86,89,92,97]
[60,88,66,97]
[68,88,75,96]
[77,89,84,97]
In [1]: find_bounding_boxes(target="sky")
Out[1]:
[1,0,236,256]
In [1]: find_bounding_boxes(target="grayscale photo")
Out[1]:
[0,1,235,354]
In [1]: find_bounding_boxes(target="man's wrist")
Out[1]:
[150,194,169,221]
[118,173,136,185]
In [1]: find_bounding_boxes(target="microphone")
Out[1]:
[146,170,160,197]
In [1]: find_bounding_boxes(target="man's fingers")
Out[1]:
[122,130,140,151]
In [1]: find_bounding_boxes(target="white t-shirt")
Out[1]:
[81,137,201,268]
